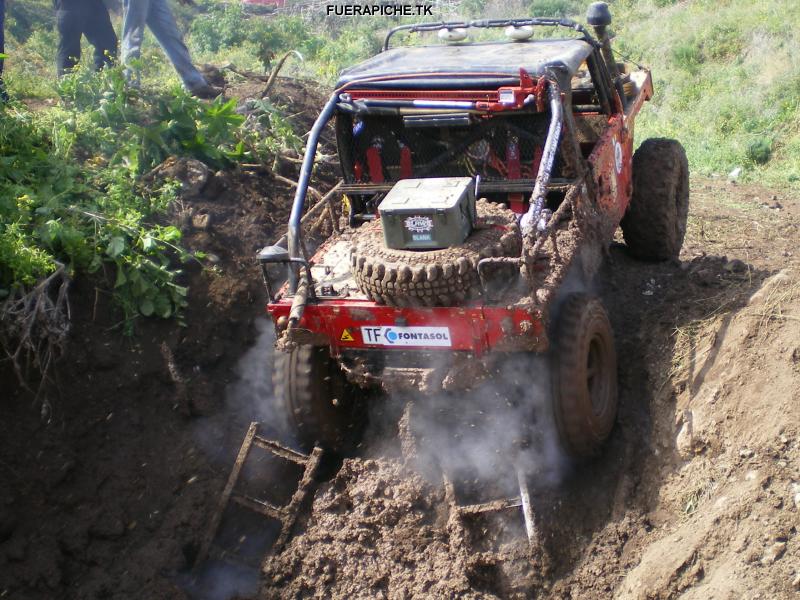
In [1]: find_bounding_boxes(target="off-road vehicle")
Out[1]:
[258,2,689,457]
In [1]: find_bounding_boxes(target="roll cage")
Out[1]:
[265,20,623,298]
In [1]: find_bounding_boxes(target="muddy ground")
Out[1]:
[1,79,799,598]
[261,180,800,600]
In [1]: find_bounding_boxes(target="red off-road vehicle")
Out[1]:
[259,2,689,456]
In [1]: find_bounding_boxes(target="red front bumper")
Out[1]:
[267,298,547,356]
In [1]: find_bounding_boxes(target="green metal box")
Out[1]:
[378,177,476,250]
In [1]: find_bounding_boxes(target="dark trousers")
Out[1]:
[56,0,118,77]
[0,0,6,100]
[1,0,5,76]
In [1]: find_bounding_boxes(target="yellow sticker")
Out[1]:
[340,329,355,342]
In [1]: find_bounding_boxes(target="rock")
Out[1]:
[792,572,800,590]
[676,412,694,459]
[792,483,800,509]
[149,157,210,198]
[739,447,754,458]
[761,541,786,565]
[191,212,212,231]
[723,259,747,273]
[728,167,742,181]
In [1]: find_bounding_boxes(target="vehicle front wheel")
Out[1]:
[272,345,366,452]
[622,138,690,261]
[551,294,618,458]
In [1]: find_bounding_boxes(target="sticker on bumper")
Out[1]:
[360,326,452,347]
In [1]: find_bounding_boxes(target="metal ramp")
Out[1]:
[195,422,323,568]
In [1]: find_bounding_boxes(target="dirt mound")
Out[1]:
[615,268,799,599]
[0,79,334,599]
[263,458,533,599]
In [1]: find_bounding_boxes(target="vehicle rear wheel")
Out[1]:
[622,138,690,261]
[551,294,617,458]
[272,345,366,452]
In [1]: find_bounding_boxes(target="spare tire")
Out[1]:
[350,199,521,307]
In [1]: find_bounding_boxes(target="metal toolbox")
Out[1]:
[378,177,476,250]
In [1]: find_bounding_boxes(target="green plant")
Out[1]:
[746,137,772,165]
[190,3,249,53]
[0,91,193,331]
[671,39,703,74]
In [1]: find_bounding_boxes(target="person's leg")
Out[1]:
[144,0,208,91]
[83,0,118,71]
[56,9,83,77]
[0,0,7,101]
[121,0,149,84]
[0,0,5,76]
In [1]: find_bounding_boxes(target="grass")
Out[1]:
[614,0,800,186]
[746,272,800,331]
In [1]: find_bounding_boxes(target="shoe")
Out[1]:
[190,84,223,99]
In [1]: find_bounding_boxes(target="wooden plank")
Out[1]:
[194,422,258,569]
[457,497,523,516]
[272,446,324,552]
[231,494,285,521]
[252,436,309,465]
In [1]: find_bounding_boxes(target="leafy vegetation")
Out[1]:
[0,64,299,332]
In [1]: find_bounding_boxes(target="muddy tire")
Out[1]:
[272,345,365,452]
[622,138,689,261]
[551,294,617,458]
[350,199,521,307]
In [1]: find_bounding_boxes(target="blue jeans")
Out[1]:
[121,0,207,90]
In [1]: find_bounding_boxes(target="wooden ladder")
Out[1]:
[194,422,323,568]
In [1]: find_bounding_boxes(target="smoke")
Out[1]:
[377,254,600,499]
[394,352,568,500]
[223,317,284,437]
[181,318,286,600]
[179,561,259,600]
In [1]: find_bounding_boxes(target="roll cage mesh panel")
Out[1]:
[335,113,564,185]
